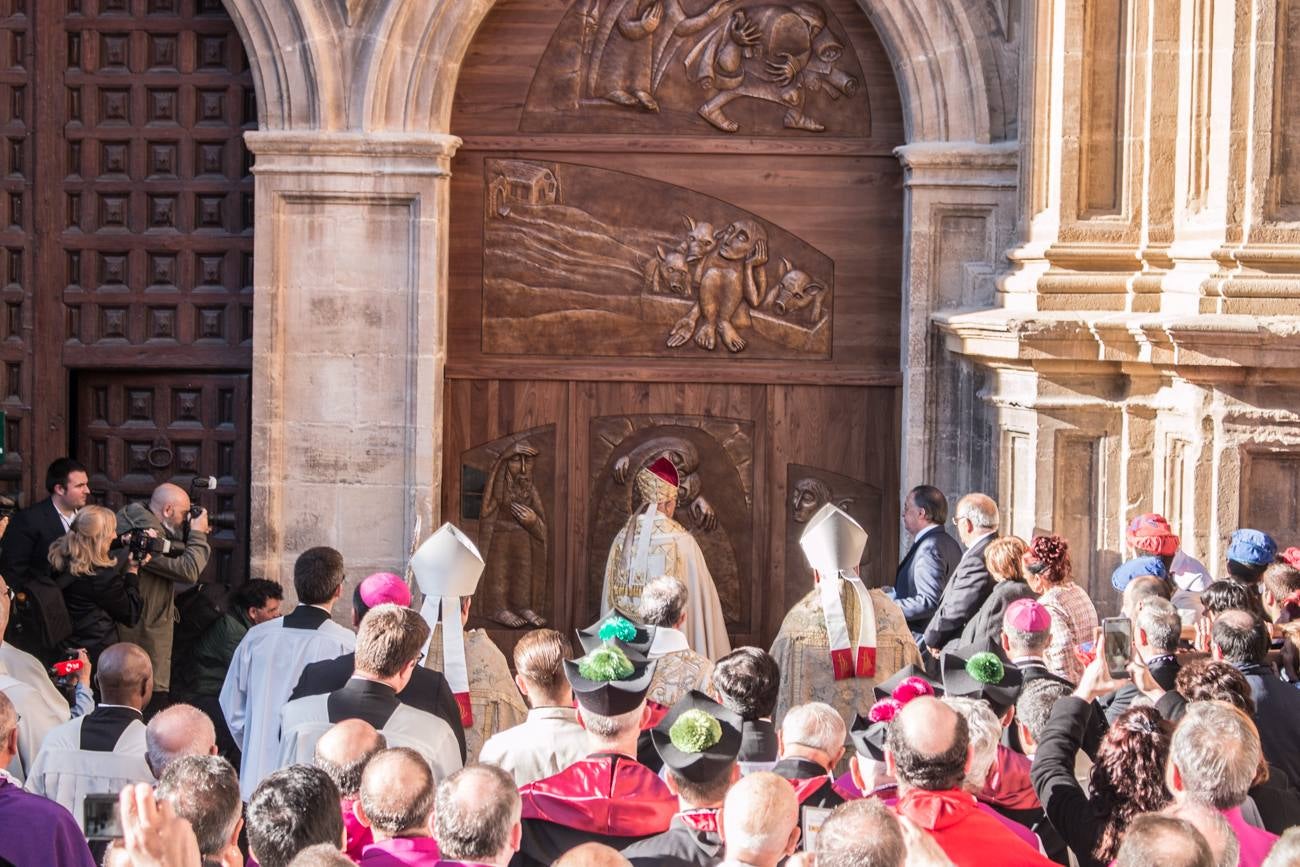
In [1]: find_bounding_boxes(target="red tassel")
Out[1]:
[856,646,877,678]
[830,647,854,680]
[455,692,474,728]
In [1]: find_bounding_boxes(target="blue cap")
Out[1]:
[1111,556,1168,592]
[1227,529,1277,567]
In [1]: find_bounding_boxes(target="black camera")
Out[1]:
[183,475,216,541]
[123,526,184,561]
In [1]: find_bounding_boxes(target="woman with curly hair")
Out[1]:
[1022,534,1098,682]
[1029,661,1172,867]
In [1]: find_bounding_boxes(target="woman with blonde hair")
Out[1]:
[49,504,146,667]
[956,535,1038,650]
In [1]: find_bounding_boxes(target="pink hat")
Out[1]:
[1004,599,1051,633]
[358,572,411,608]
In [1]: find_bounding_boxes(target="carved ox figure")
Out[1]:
[644,245,693,296]
[685,2,859,133]
[770,257,828,325]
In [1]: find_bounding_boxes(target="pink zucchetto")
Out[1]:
[358,572,411,608]
[1004,598,1051,633]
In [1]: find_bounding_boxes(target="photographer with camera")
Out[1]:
[51,506,145,672]
[115,483,212,712]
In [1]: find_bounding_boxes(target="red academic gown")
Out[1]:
[510,752,677,867]
[894,788,1054,867]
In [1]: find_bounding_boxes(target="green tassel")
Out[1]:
[598,615,638,643]
[577,646,635,682]
[965,652,1005,685]
[669,709,722,753]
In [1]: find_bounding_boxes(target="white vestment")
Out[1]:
[0,642,73,722]
[219,610,356,800]
[23,715,152,831]
[277,694,462,781]
[0,670,67,783]
[478,706,591,786]
[601,513,731,660]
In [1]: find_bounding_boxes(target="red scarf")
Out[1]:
[677,809,720,833]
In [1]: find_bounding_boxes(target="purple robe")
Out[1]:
[0,775,96,867]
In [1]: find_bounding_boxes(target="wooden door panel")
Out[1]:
[75,369,249,585]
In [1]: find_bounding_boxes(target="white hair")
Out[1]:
[956,495,1000,529]
[781,701,846,755]
[942,697,1000,792]
[1170,702,1259,810]
[640,575,688,628]
[145,703,216,778]
[1136,597,1181,654]
[722,772,798,856]
[580,704,643,741]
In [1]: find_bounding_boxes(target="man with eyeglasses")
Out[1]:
[920,493,1001,658]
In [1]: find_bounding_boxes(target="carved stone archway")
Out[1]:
[218,0,1019,589]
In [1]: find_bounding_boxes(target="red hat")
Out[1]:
[647,456,678,488]
[1126,513,1179,558]
[1004,599,1052,633]
[1283,547,1300,570]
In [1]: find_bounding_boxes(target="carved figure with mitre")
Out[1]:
[413,523,527,761]
[601,456,731,660]
[769,503,922,731]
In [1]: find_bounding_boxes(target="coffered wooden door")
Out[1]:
[0,0,254,582]
[446,0,905,655]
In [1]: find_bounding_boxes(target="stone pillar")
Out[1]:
[246,132,458,606]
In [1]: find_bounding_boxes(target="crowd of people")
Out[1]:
[2,460,1300,867]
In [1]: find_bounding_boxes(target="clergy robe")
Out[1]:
[0,769,96,867]
[478,706,590,786]
[359,836,441,866]
[646,626,714,709]
[24,705,153,832]
[0,668,67,782]
[602,512,731,660]
[770,583,922,728]
[623,809,724,867]
[219,604,356,799]
[511,752,677,867]
[893,788,1054,867]
[423,626,526,763]
[278,678,462,780]
[0,640,78,720]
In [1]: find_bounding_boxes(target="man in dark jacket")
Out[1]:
[922,493,999,658]
[290,572,467,763]
[1100,595,1180,724]
[1212,609,1300,789]
[771,701,845,816]
[0,457,88,590]
[885,485,963,641]
[115,483,211,705]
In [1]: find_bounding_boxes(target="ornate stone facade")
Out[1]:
[226,0,1295,618]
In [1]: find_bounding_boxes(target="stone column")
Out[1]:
[245,132,458,605]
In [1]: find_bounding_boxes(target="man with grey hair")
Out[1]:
[1167,701,1277,866]
[154,754,243,866]
[1263,827,1300,867]
[1162,803,1241,867]
[641,575,714,708]
[314,718,387,861]
[354,747,439,865]
[773,701,846,813]
[1013,678,1073,756]
[435,764,522,866]
[145,702,217,777]
[718,771,801,867]
[813,798,905,867]
[922,493,1000,656]
[1114,814,1213,867]
[1101,596,1182,723]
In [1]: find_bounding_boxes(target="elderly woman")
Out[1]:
[957,536,1037,650]
[1023,534,1097,683]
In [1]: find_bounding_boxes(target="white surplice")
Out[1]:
[0,669,68,783]
[601,513,731,661]
[219,609,355,800]
[0,642,73,721]
[23,715,152,831]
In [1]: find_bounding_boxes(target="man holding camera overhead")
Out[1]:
[115,483,211,711]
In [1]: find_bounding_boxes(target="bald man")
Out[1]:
[116,482,212,700]
[354,747,440,865]
[145,702,217,777]
[886,696,1051,866]
[315,719,387,861]
[552,844,632,867]
[24,643,156,830]
[717,772,800,867]
[435,764,521,866]
[921,493,999,656]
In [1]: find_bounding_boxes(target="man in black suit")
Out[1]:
[289,572,467,762]
[0,457,89,589]
[922,493,999,658]
[885,485,963,641]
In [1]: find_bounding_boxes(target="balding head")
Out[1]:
[149,483,190,529]
[1116,814,1213,867]
[0,691,16,765]
[1123,574,1172,619]
[552,844,631,867]
[435,765,521,865]
[146,703,216,776]
[955,494,999,533]
[885,695,971,792]
[1212,609,1269,665]
[314,719,386,799]
[357,748,435,840]
[720,772,800,867]
[97,642,153,708]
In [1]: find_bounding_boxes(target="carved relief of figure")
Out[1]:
[685,3,859,133]
[666,218,768,352]
[790,476,854,523]
[613,436,718,531]
[770,257,829,325]
[477,441,549,629]
[643,244,693,296]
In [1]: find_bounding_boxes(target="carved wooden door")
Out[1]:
[0,1,254,583]
[447,0,904,654]
[75,370,249,583]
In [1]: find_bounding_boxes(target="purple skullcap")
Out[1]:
[1004,598,1052,633]
[359,572,411,608]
